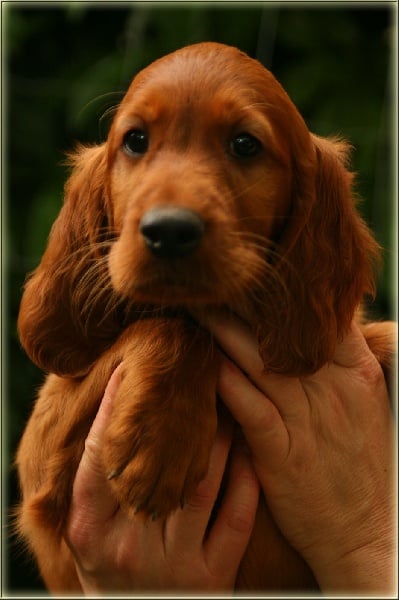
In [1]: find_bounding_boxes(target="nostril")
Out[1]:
[139,207,205,258]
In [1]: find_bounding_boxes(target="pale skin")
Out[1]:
[65,316,396,596]
[65,363,260,594]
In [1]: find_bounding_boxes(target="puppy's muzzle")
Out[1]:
[139,206,205,259]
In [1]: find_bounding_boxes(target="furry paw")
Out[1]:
[103,403,217,519]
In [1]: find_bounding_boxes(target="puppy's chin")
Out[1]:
[112,276,229,310]
[108,242,231,308]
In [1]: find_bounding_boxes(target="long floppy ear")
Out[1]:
[257,134,380,375]
[18,144,122,377]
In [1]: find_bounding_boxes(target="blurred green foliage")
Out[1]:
[3,2,395,593]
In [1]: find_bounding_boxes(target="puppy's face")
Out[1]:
[107,43,312,309]
[18,42,377,377]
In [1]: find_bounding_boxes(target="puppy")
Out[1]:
[16,42,394,592]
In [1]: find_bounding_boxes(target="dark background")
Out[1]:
[3,1,396,594]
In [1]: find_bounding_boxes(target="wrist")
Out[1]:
[310,537,396,595]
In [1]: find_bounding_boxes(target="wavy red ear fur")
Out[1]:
[257,135,380,375]
[18,144,122,377]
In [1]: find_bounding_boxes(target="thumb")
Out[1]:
[70,365,123,525]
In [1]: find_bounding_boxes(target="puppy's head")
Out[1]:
[107,43,305,307]
[18,43,379,376]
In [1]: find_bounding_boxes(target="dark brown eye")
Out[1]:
[123,129,149,156]
[230,133,262,158]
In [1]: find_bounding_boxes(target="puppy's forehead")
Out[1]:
[120,44,285,120]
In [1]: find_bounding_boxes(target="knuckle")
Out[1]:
[186,477,217,511]
[112,539,140,575]
[358,354,387,392]
[245,403,279,439]
[65,517,96,566]
[83,434,102,463]
[225,496,258,535]
[225,506,255,534]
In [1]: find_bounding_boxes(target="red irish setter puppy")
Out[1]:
[16,42,394,592]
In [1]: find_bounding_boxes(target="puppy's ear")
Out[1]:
[18,144,122,377]
[257,135,380,375]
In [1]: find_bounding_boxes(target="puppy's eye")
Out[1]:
[230,133,262,158]
[123,129,149,156]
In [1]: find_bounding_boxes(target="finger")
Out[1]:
[217,357,290,471]
[68,365,123,533]
[206,313,265,381]
[163,417,233,556]
[333,320,379,369]
[207,313,312,421]
[204,441,260,578]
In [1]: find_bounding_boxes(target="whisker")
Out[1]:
[77,91,125,123]
[99,103,121,125]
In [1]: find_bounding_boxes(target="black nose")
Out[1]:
[139,207,205,258]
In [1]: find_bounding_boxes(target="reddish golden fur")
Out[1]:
[16,43,395,592]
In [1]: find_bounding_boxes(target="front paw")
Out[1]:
[103,405,217,519]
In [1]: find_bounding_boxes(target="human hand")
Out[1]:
[207,315,395,595]
[65,365,260,595]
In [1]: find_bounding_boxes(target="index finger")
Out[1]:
[205,313,264,381]
[206,313,310,422]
